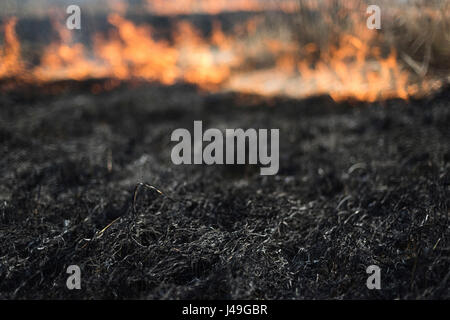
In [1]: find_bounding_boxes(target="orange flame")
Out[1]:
[94,14,179,84]
[0,4,445,102]
[0,18,23,78]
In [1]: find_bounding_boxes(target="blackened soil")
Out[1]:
[0,82,449,299]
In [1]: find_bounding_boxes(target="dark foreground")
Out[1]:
[0,82,448,299]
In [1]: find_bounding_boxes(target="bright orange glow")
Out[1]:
[0,18,23,78]
[0,2,445,102]
[95,14,180,84]
[145,0,298,15]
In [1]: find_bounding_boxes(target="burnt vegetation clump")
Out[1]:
[0,83,449,299]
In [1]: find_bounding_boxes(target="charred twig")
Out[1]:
[79,216,121,249]
[132,182,176,214]
[98,217,121,236]
[80,183,177,249]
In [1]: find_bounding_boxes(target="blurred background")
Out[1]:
[0,0,450,101]
[1,0,449,101]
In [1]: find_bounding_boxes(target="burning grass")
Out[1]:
[0,0,449,102]
[1,0,449,301]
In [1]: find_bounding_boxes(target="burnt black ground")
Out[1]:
[0,82,449,299]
